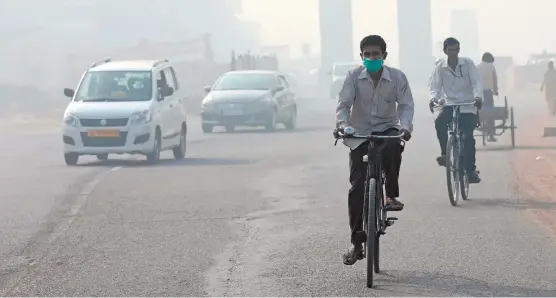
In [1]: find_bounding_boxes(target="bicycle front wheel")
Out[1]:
[366,178,378,288]
[446,135,460,206]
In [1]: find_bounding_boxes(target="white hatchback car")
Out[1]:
[62,59,188,165]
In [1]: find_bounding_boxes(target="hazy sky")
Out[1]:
[242,0,555,62]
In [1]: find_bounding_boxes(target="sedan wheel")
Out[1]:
[265,110,277,131]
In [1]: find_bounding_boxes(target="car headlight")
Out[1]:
[131,110,152,124]
[63,113,79,127]
[259,95,273,103]
[201,102,215,111]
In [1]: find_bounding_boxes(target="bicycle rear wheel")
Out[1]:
[446,135,460,206]
[366,178,378,288]
[460,168,469,200]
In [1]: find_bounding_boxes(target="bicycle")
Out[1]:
[433,101,478,206]
[335,127,405,288]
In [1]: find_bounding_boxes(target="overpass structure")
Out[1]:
[397,0,434,86]
[317,0,434,86]
[318,0,354,73]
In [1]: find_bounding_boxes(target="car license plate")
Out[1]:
[87,129,120,137]
[222,104,243,116]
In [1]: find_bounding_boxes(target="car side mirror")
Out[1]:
[275,86,285,92]
[64,88,75,98]
[203,85,212,94]
[157,88,164,101]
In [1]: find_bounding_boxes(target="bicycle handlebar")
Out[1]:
[334,126,405,145]
[431,98,479,109]
[338,131,405,140]
[440,102,476,107]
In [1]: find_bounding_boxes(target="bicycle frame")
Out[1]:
[363,141,389,235]
[437,102,476,205]
[448,105,464,151]
[335,129,404,288]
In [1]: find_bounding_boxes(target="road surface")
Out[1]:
[1,94,555,296]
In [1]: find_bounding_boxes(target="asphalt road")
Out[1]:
[1,94,556,296]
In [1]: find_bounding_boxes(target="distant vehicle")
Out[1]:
[62,59,188,165]
[200,70,297,132]
[329,61,361,99]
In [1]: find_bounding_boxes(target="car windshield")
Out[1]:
[212,73,275,91]
[75,70,153,102]
[333,65,358,77]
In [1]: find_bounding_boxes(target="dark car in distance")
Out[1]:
[200,70,297,133]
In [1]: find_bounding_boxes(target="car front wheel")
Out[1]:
[146,132,161,164]
[265,110,277,131]
[64,153,79,166]
[284,108,297,130]
[202,124,214,133]
[173,126,186,160]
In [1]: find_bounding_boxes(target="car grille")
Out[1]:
[217,102,265,114]
[80,132,128,147]
[79,118,129,127]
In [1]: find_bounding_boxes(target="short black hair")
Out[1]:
[482,52,494,63]
[443,37,460,50]
[360,35,387,53]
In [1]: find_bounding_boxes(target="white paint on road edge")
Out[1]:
[46,166,122,244]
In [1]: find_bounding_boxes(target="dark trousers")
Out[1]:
[483,89,495,136]
[435,107,477,171]
[348,128,403,244]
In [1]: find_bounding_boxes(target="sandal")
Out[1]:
[342,244,364,265]
[385,198,404,211]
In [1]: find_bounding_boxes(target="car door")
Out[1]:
[169,67,186,129]
[277,75,293,119]
[163,67,181,145]
[155,69,173,148]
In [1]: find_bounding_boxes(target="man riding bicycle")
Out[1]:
[429,37,483,183]
[334,35,414,265]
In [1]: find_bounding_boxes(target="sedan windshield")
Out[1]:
[75,70,153,102]
[212,73,275,91]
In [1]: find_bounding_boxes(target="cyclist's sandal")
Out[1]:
[385,199,404,211]
[436,156,446,166]
[342,247,364,265]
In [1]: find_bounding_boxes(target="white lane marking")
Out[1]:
[46,166,120,244]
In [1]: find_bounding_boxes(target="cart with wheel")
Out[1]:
[474,96,517,148]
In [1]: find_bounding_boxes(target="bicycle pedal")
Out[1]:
[386,220,395,227]
[379,230,386,235]
[387,217,398,221]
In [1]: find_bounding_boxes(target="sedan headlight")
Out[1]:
[63,113,79,127]
[201,101,216,111]
[259,95,273,103]
[131,110,152,124]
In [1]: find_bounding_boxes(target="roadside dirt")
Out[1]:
[511,113,556,240]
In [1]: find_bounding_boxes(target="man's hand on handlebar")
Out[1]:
[429,99,437,113]
[429,98,445,113]
[473,97,483,109]
[333,125,345,139]
[400,128,411,141]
